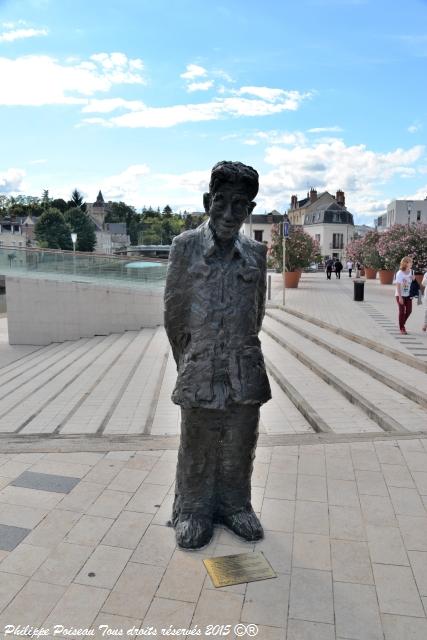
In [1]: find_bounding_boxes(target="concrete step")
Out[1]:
[266,308,427,410]
[280,305,427,373]
[103,326,170,435]
[260,331,382,435]
[0,335,116,433]
[263,314,427,434]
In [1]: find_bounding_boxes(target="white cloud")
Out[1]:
[96,164,151,202]
[29,158,47,165]
[180,64,207,80]
[258,138,425,219]
[235,86,291,101]
[187,80,214,92]
[308,126,343,133]
[82,98,145,113]
[0,52,145,106]
[0,168,26,193]
[0,27,48,43]
[83,88,311,128]
[408,122,422,134]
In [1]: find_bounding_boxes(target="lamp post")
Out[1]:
[71,232,77,274]
[407,201,413,227]
[282,214,290,307]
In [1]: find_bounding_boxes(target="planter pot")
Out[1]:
[364,267,377,279]
[414,274,423,285]
[378,269,394,285]
[284,271,300,288]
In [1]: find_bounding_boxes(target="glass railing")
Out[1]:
[0,246,168,288]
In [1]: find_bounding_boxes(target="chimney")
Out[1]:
[290,195,298,210]
[336,189,345,206]
[309,187,318,203]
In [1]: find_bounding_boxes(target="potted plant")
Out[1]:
[269,225,319,288]
[360,229,383,279]
[378,223,427,284]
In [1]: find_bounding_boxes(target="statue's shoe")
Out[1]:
[175,514,213,549]
[221,508,264,541]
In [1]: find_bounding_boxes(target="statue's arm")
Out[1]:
[164,236,189,365]
[256,245,268,333]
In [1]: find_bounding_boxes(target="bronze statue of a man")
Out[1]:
[164,161,271,549]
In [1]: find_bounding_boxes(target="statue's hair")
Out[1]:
[209,161,259,201]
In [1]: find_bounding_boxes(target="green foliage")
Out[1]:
[360,229,385,270]
[34,208,73,250]
[269,224,319,272]
[68,189,87,212]
[64,207,97,252]
[377,223,427,272]
[51,198,68,213]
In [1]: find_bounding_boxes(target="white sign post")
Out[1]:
[282,221,289,307]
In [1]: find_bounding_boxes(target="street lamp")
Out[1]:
[282,214,290,306]
[407,201,413,227]
[71,232,77,275]
[71,232,77,252]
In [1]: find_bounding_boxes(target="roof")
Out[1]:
[94,190,105,206]
[244,212,284,224]
[304,203,354,226]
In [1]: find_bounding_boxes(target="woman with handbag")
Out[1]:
[395,256,414,335]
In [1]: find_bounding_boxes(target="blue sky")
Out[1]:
[0,0,426,223]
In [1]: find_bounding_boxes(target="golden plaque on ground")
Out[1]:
[203,552,276,588]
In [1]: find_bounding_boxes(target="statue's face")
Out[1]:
[207,183,254,242]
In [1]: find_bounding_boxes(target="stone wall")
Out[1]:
[6,276,164,345]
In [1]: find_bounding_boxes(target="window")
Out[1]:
[417,211,421,221]
[315,234,321,243]
[254,230,263,242]
[332,233,344,249]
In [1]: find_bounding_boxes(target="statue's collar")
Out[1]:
[202,220,243,259]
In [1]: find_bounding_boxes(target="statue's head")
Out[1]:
[203,161,259,243]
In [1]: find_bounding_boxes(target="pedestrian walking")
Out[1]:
[346,259,353,277]
[395,256,414,334]
[422,270,427,332]
[334,259,343,279]
[326,257,334,280]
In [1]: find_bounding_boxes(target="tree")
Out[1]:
[64,207,97,252]
[71,189,85,209]
[41,189,51,210]
[35,208,73,250]
[51,198,68,213]
[163,205,173,217]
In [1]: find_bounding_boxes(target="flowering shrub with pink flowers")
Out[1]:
[359,229,385,270]
[377,223,427,272]
[345,237,364,264]
[269,224,320,272]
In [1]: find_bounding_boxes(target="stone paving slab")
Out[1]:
[0,439,426,638]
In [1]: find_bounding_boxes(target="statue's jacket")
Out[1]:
[164,221,272,410]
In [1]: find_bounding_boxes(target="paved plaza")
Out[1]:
[0,272,426,639]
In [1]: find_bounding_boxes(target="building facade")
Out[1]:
[288,189,355,260]
[241,210,283,247]
[377,198,427,230]
[86,191,131,254]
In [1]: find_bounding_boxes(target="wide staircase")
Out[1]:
[1,305,426,452]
